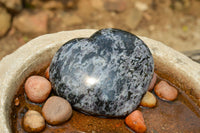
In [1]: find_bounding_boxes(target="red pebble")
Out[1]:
[45,66,50,79]
[25,75,52,103]
[125,110,147,133]
[148,72,157,91]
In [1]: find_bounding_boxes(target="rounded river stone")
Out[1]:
[49,28,154,117]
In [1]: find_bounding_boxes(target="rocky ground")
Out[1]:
[0,0,200,61]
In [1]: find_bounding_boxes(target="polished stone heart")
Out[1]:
[49,28,154,117]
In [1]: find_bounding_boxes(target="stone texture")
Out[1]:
[13,10,48,34]
[0,0,22,12]
[49,28,154,117]
[0,7,11,37]
[0,29,200,132]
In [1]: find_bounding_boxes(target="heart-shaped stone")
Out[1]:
[49,28,154,117]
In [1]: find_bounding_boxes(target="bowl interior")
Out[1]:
[11,67,200,132]
[0,29,200,132]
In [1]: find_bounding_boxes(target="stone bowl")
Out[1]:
[0,29,200,132]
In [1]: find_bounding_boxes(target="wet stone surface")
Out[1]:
[49,28,154,117]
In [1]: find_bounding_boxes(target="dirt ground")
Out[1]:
[0,0,200,60]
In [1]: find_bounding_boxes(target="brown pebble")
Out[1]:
[148,73,157,91]
[154,80,178,101]
[125,110,146,133]
[140,91,157,108]
[45,66,50,79]
[14,97,20,106]
[23,110,45,133]
[25,75,52,103]
[42,96,72,125]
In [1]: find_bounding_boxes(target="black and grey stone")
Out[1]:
[49,28,154,117]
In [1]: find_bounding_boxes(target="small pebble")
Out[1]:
[14,97,20,106]
[140,91,157,108]
[42,96,72,125]
[45,66,50,79]
[148,72,157,91]
[154,80,178,101]
[23,110,45,133]
[25,75,52,103]
[125,110,146,133]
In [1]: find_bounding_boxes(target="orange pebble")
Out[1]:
[125,110,146,133]
[154,80,178,101]
[45,66,50,79]
[14,97,20,106]
[25,75,52,103]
